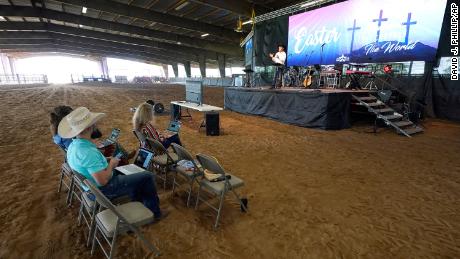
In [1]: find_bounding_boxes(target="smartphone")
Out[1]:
[114,152,124,159]
[110,128,121,140]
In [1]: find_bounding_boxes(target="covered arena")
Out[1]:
[0,0,459,258]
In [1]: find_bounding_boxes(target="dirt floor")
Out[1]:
[0,83,459,259]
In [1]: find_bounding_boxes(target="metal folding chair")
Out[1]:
[58,162,72,194]
[57,147,72,195]
[67,169,84,207]
[195,154,247,228]
[145,137,178,191]
[132,129,146,148]
[83,179,160,259]
[170,143,203,207]
[75,173,99,247]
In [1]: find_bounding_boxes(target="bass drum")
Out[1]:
[282,67,299,87]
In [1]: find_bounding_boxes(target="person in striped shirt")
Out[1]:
[132,102,182,149]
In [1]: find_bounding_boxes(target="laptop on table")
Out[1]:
[115,148,155,175]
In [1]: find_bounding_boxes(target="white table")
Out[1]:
[170,101,223,112]
[170,101,223,135]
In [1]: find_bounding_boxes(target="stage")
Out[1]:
[224,87,372,130]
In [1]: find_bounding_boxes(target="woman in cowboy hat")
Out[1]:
[59,107,164,219]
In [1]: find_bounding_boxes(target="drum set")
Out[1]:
[273,63,389,90]
[275,65,341,89]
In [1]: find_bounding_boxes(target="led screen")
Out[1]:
[287,0,447,66]
[245,38,253,66]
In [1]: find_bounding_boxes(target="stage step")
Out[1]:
[382,114,403,120]
[351,94,424,138]
[393,121,413,127]
[375,108,393,113]
[367,102,384,107]
[401,127,424,136]
[357,96,377,101]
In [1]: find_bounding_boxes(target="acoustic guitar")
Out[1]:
[303,67,312,88]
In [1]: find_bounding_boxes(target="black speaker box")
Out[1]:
[206,112,220,136]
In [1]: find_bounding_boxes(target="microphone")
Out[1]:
[321,43,326,47]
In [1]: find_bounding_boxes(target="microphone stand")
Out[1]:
[318,43,326,88]
[320,43,326,66]
[304,50,314,67]
[304,51,314,77]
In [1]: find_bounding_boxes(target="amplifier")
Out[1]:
[205,112,220,136]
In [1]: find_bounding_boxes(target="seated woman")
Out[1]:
[50,106,74,151]
[132,102,182,149]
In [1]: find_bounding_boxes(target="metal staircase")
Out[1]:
[352,93,424,137]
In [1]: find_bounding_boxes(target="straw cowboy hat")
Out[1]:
[58,107,105,138]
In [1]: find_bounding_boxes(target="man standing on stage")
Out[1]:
[269,44,287,88]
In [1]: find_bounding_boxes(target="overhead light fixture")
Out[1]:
[78,24,83,28]
[301,0,321,8]
[235,17,243,32]
[242,20,253,25]
[82,6,87,13]
[0,16,5,21]
[201,33,209,37]
[175,1,189,11]
[177,42,182,45]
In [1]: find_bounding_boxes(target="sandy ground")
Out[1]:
[0,83,459,259]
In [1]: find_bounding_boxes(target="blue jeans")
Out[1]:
[99,172,161,218]
[162,134,182,149]
[272,67,283,87]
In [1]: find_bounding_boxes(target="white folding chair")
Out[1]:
[58,162,72,194]
[145,137,178,191]
[171,143,203,207]
[84,179,160,259]
[75,173,99,247]
[195,154,247,228]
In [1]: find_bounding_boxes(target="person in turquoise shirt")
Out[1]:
[66,138,109,189]
[59,107,164,219]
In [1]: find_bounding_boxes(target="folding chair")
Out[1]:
[58,162,72,194]
[83,179,160,259]
[57,146,72,194]
[76,173,133,247]
[132,129,146,148]
[145,137,178,191]
[67,170,85,207]
[75,173,99,247]
[195,154,247,228]
[170,144,203,207]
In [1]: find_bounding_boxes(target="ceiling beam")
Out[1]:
[0,22,221,60]
[188,0,270,17]
[0,43,180,65]
[0,34,199,62]
[1,47,174,66]
[51,0,241,42]
[0,39,188,63]
[0,29,199,60]
[0,5,241,56]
